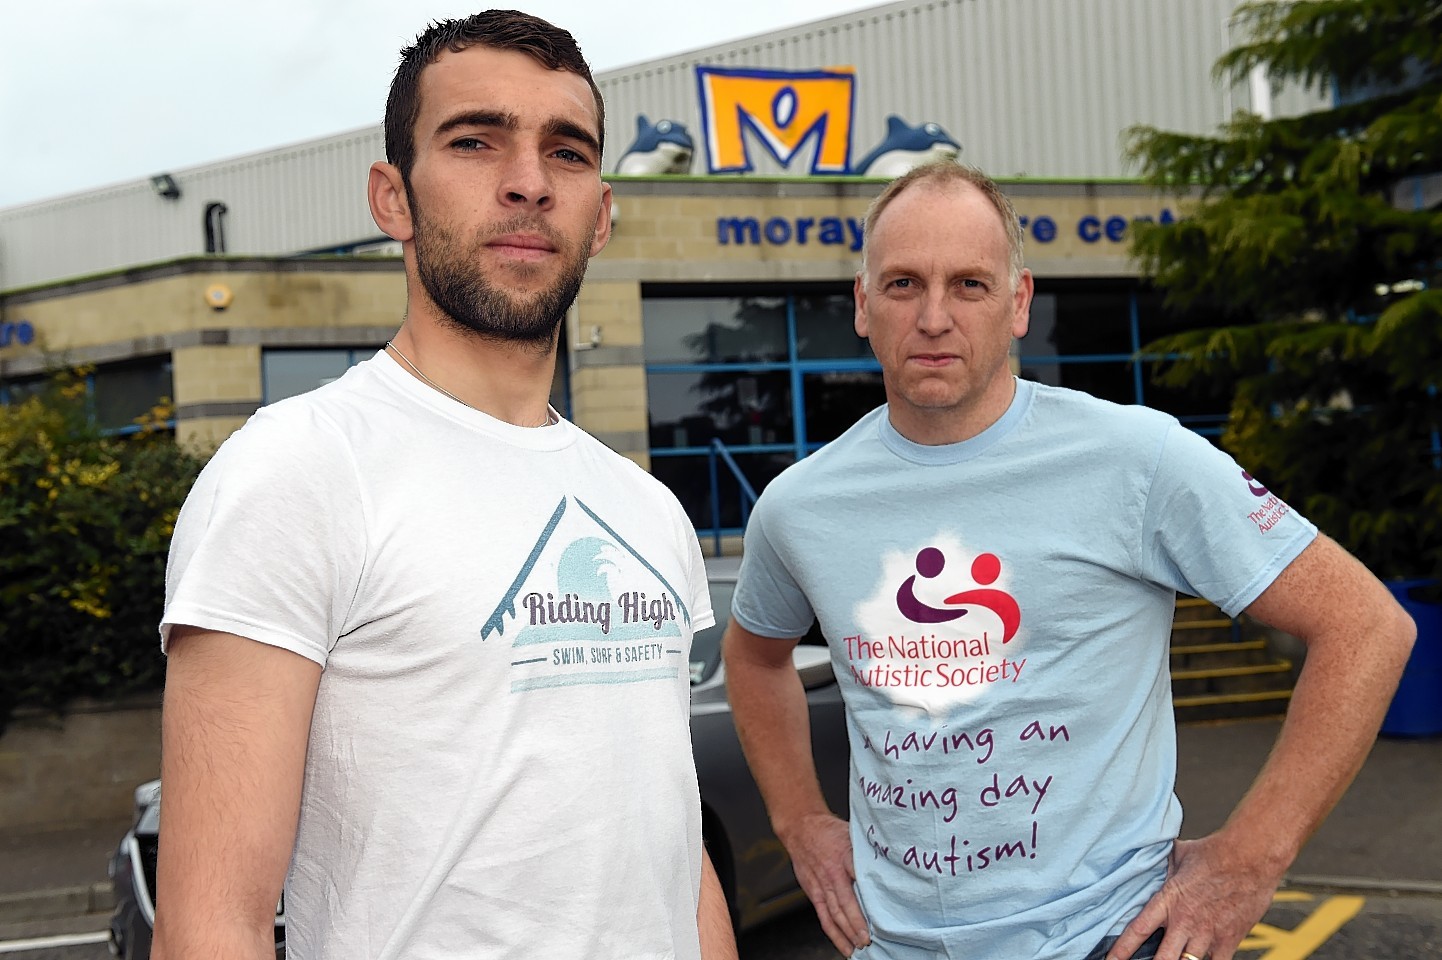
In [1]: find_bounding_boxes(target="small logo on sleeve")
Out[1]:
[1242,470,1291,532]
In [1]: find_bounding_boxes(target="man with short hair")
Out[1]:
[154,12,736,960]
[723,161,1415,960]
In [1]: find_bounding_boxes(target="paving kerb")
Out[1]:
[0,816,130,926]
[0,883,112,926]
[2,718,1439,926]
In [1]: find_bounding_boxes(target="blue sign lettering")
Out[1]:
[716,210,1178,250]
[718,216,864,251]
[764,217,792,244]
[0,321,35,348]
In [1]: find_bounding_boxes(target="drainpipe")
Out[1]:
[204,202,228,254]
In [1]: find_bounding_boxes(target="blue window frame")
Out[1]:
[645,281,1231,533]
[644,286,884,530]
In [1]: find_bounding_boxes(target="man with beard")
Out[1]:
[153,12,736,960]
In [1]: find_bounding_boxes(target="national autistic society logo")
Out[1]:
[896,547,1021,642]
[1242,469,1292,532]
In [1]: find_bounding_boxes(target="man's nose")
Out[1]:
[916,292,955,335]
[498,152,553,210]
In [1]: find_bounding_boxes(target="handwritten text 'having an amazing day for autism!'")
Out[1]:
[844,633,1027,689]
[858,719,1071,878]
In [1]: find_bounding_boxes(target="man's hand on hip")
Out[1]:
[1107,833,1280,960]
[780,812,871,957]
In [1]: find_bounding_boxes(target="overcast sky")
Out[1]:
[0,0,882,210]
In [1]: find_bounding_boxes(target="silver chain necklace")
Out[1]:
[385,340,556,428]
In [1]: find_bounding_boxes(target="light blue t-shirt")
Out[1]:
[731,378,1316,960]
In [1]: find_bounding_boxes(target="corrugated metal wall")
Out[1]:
[597,0,1327,179]
[0,126,385,293]
[0,0,1329,291]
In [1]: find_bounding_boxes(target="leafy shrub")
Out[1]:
[0,370,205,733]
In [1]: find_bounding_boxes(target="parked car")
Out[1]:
[108,557,850,957]
[108,780,286,959]
[690,555,851,929]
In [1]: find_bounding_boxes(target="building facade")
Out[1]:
[0,0,1324,538]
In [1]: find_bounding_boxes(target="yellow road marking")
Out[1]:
[1238,893,1366,959]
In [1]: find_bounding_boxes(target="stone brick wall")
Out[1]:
[0,699,161,830]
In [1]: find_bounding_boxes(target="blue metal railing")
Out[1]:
[706,438,759,556]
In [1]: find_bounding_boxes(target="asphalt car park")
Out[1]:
[3,887,1436,960]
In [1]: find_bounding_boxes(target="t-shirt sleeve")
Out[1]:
[730,492,816,639]
[1139,423,1317,616]
[161,408,367,666]
[675,498,715,634]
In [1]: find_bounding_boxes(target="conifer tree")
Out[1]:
[1128,0,1442,584]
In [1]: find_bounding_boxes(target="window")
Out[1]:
[92,358,174,432]
[643,285,881,530]
[2,359,176,434]
[263,348,375,405]
[1021,281,1230,435]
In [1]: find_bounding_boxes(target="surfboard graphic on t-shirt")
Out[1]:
[478,496,693,693]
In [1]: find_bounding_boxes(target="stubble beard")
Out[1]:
[412,201,593,348]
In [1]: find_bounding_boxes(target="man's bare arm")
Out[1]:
[152,628,321,960]
[723,621,869,956]
[1109,535,1416,960]
[698,846,739,959]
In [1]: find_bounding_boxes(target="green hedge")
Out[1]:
[0,371,204,734]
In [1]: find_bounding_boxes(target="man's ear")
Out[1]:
[853,272,870,338]
[368,162,414,243]
[589,181,614,257]
[1011,268,1034,340]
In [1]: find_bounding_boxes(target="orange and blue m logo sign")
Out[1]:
[696,66,855,175]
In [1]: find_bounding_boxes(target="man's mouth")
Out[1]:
[487,233,558,261]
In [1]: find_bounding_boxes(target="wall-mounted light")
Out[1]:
[574,324,603,350]
[567,303,602,352]
[204,283,234,311]
[151,173,181,200]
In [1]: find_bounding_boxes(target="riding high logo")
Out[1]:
[480,496,693,693]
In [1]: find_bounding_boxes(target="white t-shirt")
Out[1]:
[732,378,1317,960]
[164,352,714,960]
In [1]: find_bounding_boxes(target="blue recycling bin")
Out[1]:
[1380,579,1442,737]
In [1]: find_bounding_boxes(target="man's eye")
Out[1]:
[890,278,913,289]
[554,148,589,164]
[452,137,485,151]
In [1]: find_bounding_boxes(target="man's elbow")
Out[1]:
[1383,601,1418,668]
